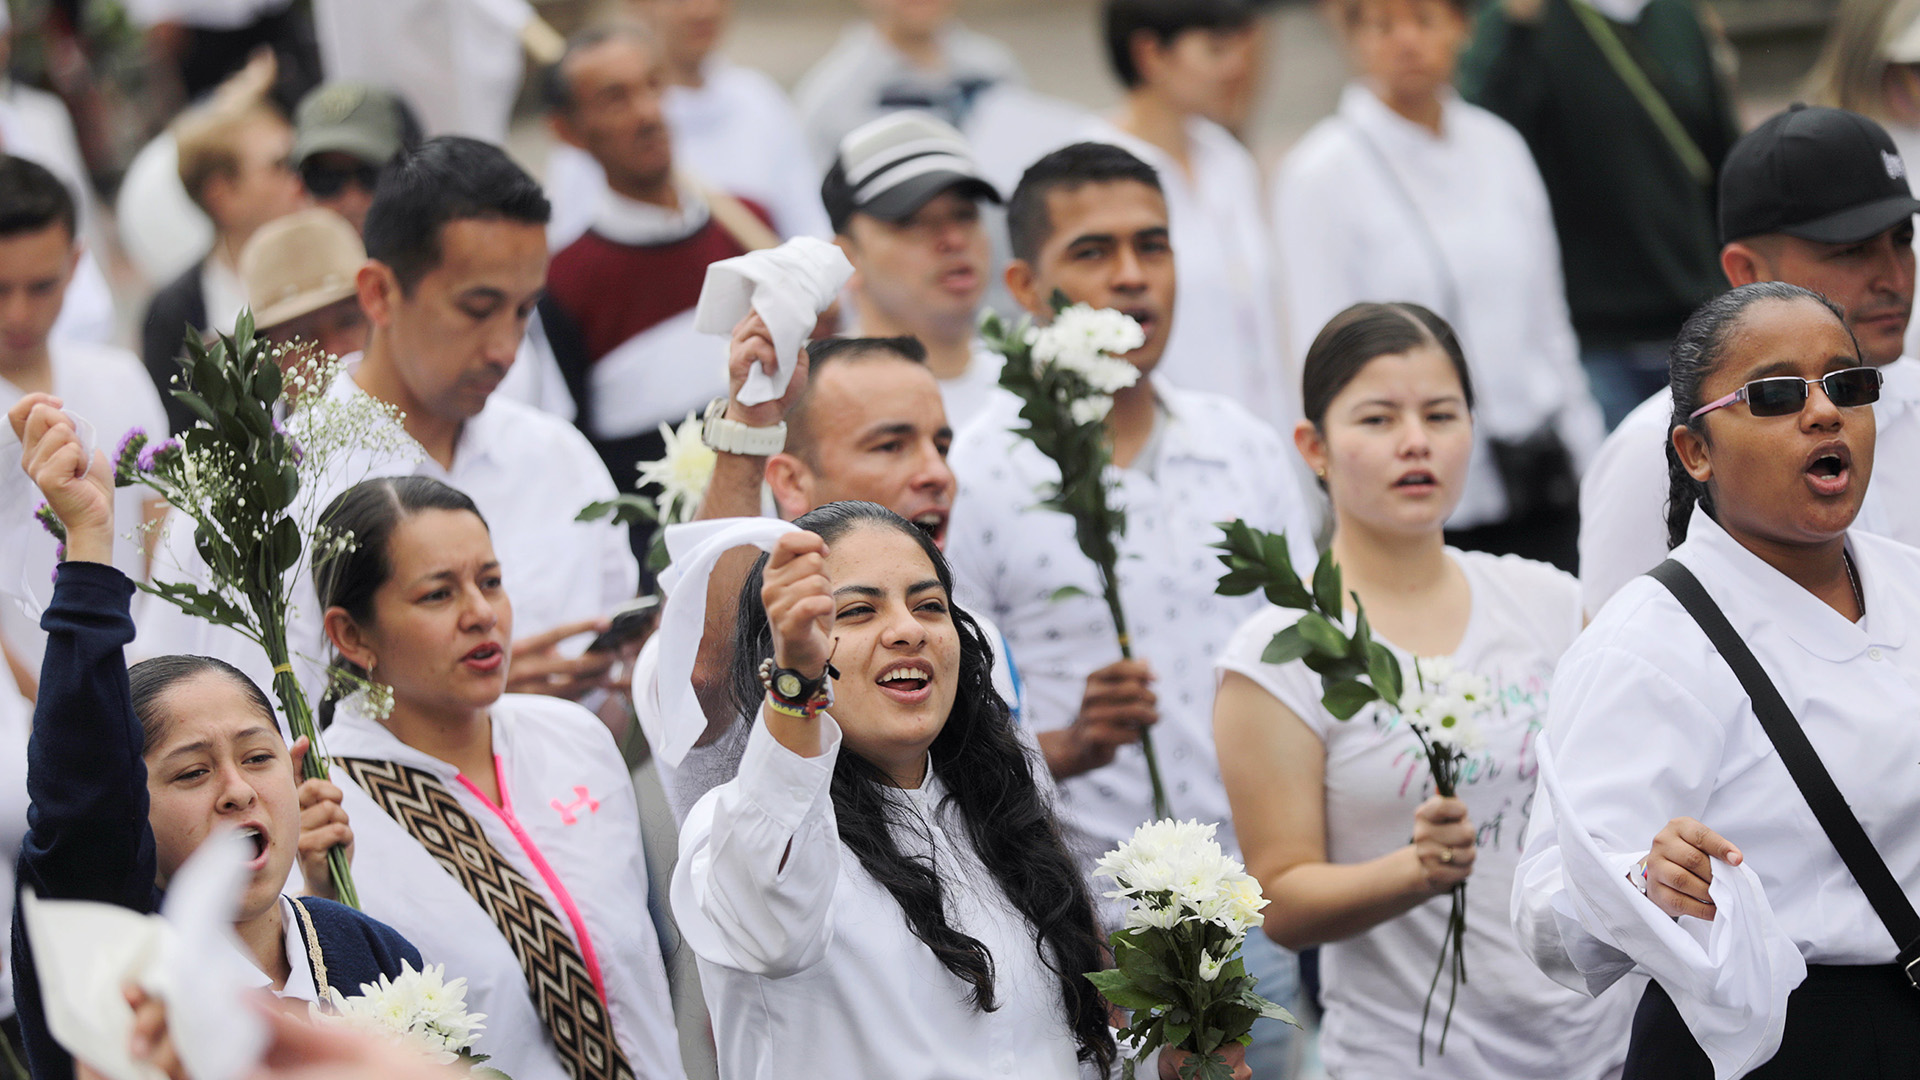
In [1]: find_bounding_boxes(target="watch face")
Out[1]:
[776,672,804,698]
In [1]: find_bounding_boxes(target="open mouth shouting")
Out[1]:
[1805,441,1853,498]
[876,659,934,705]
[462,642,504,674]
[237,823,270,871]
[907,509,949,546]
[1393,469,1440,495]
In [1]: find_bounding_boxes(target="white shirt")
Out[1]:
[325,694,684,1079]
[671,714,1081,1080]
[937,344,1005,430]
[1088,117,1296,435]
[135,367,639,697]
[0,679,29,1018]
[1218,551,1633,1079]
[545,60,830,252]
[944,382,1318,884]
[313,0,528,140]
[116,132,213,286]
[1,342,168,667]
[1577,357,1920,615]
[0,80,115,348]
[793,20,1025,171]
[199,255,249,340]
[1273,84,1605,529]
[1517,510,1920,995]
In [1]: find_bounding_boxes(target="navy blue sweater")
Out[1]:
[11,562,421,1080]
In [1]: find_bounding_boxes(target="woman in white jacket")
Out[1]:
[671,500,1239,1080]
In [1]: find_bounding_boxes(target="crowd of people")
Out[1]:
[5,0,1920,1077]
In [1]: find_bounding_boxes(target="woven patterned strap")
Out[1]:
[337,757,635,1080]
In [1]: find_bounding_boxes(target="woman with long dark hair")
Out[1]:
[1516,282,1920,1077]
[1213,303,1632,1078]
[672,501,1227,1079]
[309,475,682,1080]
[6,393,420,1080]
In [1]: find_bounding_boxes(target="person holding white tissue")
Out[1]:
[670,500,1242,1080]
[6,393,420,1080]
[1214,302,1634,1079]
[1514,282,1920,1078]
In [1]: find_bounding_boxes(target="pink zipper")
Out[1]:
[457,755,610,1001]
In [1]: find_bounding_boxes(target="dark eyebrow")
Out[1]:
[159,726,275,763]
[907,579,944,596]
[1133,227,1171,242]
[833,584,885,600]
[860,422,917,443]
[408,561,501,588]
[1067,232,1117,248]
[457,287,508,306]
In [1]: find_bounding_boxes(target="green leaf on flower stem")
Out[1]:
[1262,569,1313,612]
[138,578,252,631]
[252,356,282,405]
[1048,288,1073,315]
[1322,679,1379,720]
[1367,641,1403,706]
[1050,584,1090,603]
[1260,625,1310,665]
[1163,1021,1191,1051]
[270,516,302,575]
[1311,548,1344,616]
[576,494,658,526]
[172,390,219,429]
[1294,612,1347,657]
[1085,969,1163,1011]
[1214,568,1264,597]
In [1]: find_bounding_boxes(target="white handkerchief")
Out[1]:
[646,516,800,766]
[1538,742,1806,1080]
[21,830,270,1080]
[692,237,853,406]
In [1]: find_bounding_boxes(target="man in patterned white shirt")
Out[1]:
[944,140,1316,1076]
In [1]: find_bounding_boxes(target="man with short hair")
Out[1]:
[141,86,307,432]
[290,82,421,234]
[1579,105,1920,615]
[239,205,369,363]
[825,111,1007,426]
[142,138,643,717]
[540,23,776,551]
[0,156,169,679]
[1091,0,1289,429]
[544,0,828,249]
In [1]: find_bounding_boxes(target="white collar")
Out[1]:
[1877,355,1920,411]
[1580,0,1653,22]
[591,180,711,246]
[1340,80,1463,145]
[1676,507,1907,661]
[277,895,320,1002]
[327,698,499,784]
[335,362,504,473]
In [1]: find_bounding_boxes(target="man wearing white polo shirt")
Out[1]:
[1579,105,1920,615]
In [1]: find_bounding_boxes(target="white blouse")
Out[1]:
[671,715,1083,1080]
[1218,550,1632,1079]
[324,695,684,1080]
[1517,508,1920,995]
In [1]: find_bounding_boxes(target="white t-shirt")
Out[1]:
[936,344,1005,431]
[1217,550,1632,1079]
[0,679,29,1018]
[313,0,529,140]
[0,342,169,666]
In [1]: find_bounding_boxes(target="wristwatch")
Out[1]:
[759,657,838,715]
[700,396,786,456]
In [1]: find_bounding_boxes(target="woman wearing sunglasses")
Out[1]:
[1515,281,1920,1078]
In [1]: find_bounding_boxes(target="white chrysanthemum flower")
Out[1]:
[314,963,487,1065]
[1098,819,1270,940]
[1402,658,1495,754]
[1070,395,1113,426]
[1029,304,1144,396]
[636,412,717,525]
[1198,949,1226,983]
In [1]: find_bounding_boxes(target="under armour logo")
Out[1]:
[551,786,600,825]
[1887,150,1908,181]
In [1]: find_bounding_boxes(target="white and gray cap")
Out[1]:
[822,111,1001,234]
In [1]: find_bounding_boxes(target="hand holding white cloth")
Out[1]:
[692,237,852,406]
[20,830,268,1080]
[646,517,801,766]
[0,408,96,620]
[1532,741,1806,1080]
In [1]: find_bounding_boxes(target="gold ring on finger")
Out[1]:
[1439,848,1454,864]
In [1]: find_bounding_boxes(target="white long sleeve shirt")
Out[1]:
[326,694,684,1080]
[1517,509,1920,996]
[134,366,638,696]
[1273,84,1604,529]
[670,714,1082,1080]
[944,382,1318,885]
[1578,357,1920,615]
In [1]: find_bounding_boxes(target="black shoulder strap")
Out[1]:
[1649,559,1920,983]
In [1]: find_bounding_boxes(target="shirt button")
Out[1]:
[1869,647,1884,661]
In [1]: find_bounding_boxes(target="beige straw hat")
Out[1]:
[239,208,366,330]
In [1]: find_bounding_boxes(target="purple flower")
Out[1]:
[33,501,59,537]
[137,437,182,473]
[114,427,148,473]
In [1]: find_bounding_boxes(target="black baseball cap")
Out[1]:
[822,111,1001,235]
[1720,104,1920,245]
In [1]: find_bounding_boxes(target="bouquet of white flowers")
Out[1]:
[1210,520,1495,1061]
[315,962,501,1076]
[1089,819,1297,1080]
[981,296,1170,819]
[578,411,716,575]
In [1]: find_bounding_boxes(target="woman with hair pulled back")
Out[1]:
[1515,282,1920,1077]
[309,475,683,1080]
[670,501,1240,1079]
[1213,302,1634,1077]
[5,394,421,1080]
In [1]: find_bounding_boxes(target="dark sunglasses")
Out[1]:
[300,159,382,198]
[1689,366,1883,420]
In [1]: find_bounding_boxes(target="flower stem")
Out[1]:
[260,610,359,908]
[1100,558,1170,821]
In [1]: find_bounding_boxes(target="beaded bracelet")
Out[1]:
[764,693,822,721]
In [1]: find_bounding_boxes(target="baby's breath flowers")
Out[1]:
[113,313,418,908]
[981,295,1169,820]
[1088,819,1296,1080]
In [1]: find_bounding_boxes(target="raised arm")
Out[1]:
[1214,671,1473,951]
